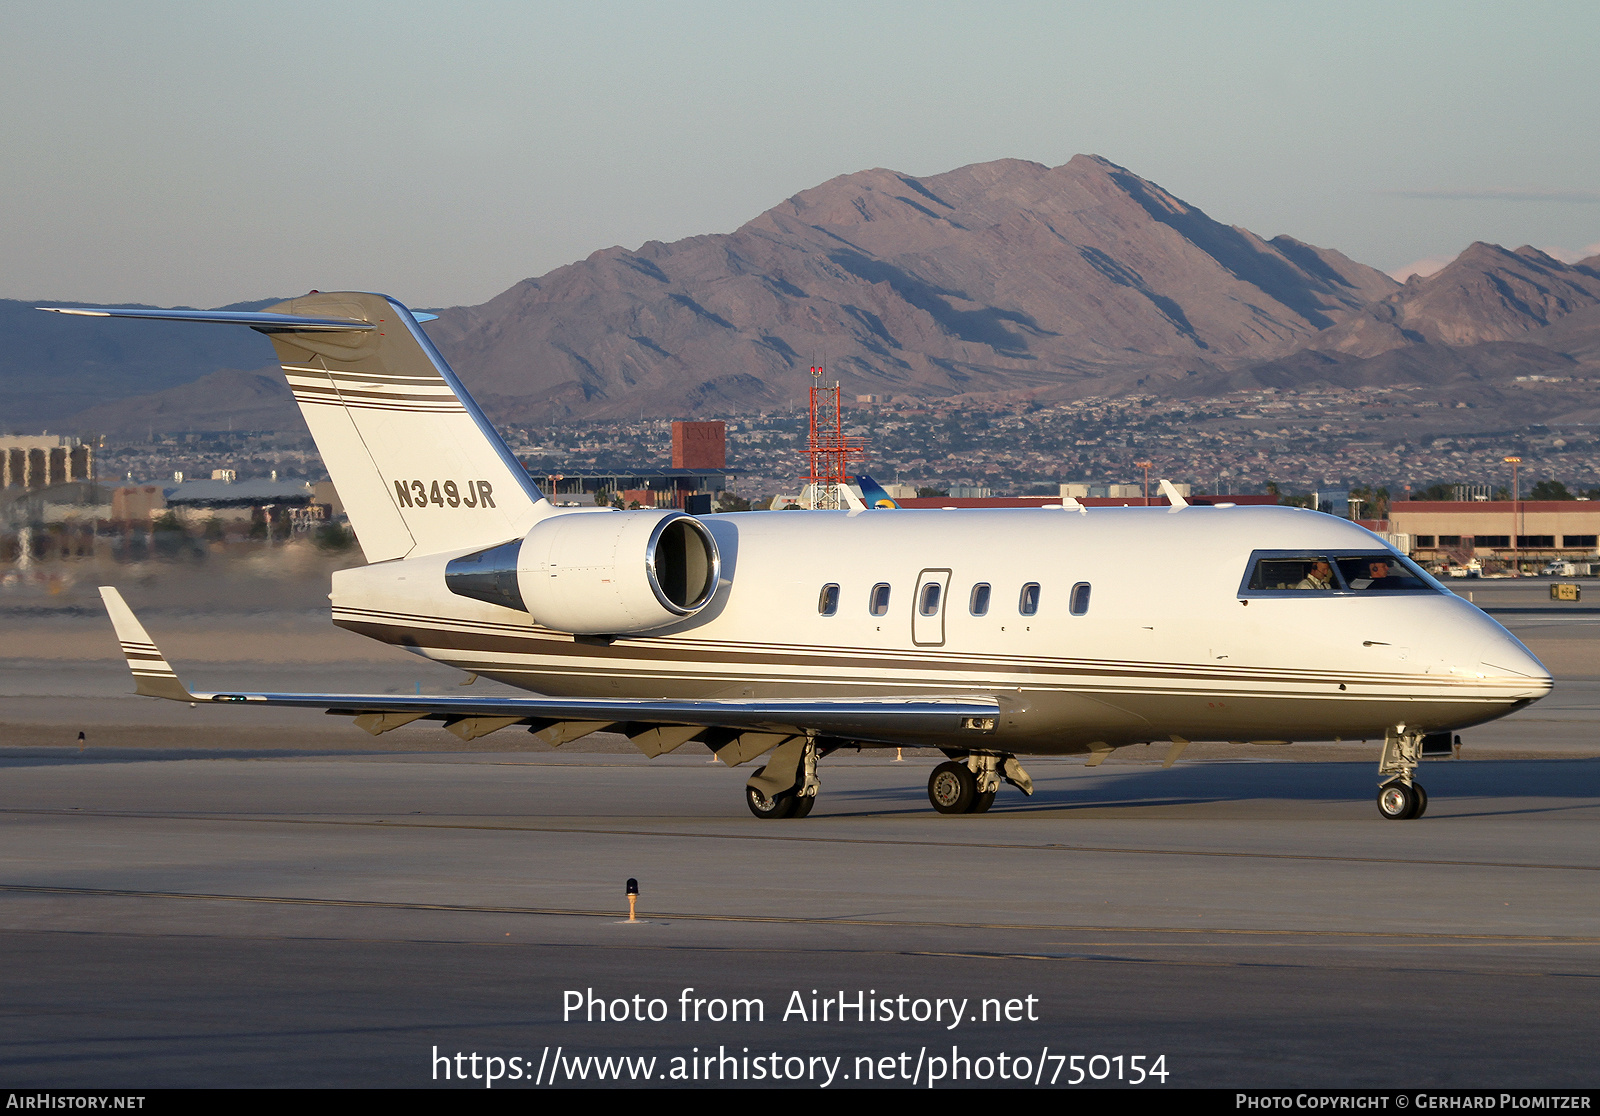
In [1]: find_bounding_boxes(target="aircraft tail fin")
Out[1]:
[853,473,900,509]
[41,294,551,562]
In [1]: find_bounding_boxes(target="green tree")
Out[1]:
[1530,480,1574,500]
[314,523,356,551]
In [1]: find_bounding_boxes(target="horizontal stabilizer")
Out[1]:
[46,292,550,563]
[38,306,373,332]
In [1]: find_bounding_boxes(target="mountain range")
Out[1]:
[11,156,1600,435]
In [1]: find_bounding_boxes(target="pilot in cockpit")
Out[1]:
[1364,559,1402,589]
[1296,559,1334,590]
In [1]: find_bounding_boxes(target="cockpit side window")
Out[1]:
[1335,556,1433,592]
[1240,550,1442,596]
[1246,556,1342,592]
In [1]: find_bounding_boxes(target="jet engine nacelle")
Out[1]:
[445,509,721,634]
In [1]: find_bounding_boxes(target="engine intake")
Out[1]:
[445,510,720,634]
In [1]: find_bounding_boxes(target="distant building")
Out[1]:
[162,477,319,526]
[539,469,734,509]
[1,435,92,490]
[1316,489,1350,517]
[672,421,726,470]
[1061,482,1175,499]
[1390,501,1600,561]
[313,480,344,519]
[111,485,166,523]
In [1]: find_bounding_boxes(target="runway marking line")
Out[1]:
[5,806,1600,874]
[4,882,1600,944]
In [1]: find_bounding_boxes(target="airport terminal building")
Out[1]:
[1388,500,1600,563]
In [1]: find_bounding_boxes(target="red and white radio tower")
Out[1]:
[803,365,867,509]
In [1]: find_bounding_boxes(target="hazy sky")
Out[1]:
[4,1,1597,308]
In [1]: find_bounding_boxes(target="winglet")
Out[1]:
[98,587,195,701]
[1159,479,1190,510]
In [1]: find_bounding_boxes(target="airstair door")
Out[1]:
[912,568,952,646]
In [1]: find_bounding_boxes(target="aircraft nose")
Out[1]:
[1477,632,1554,697]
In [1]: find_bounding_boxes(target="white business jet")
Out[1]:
[42,293,1551,821]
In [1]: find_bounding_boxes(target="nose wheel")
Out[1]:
[1376,726,1431,820]
[1377,779,1428,820]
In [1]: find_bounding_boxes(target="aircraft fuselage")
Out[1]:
[330,504,1549,755]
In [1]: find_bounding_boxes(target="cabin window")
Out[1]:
[869,583,891,616]
[1069,582,1091,616]
[969,583,991,616]
[1019,582,1040,616]
[919,583,942,616]
[818,584,839,616]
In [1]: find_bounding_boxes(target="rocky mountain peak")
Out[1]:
[421,155,1397,421]
[1307,240,1600,358]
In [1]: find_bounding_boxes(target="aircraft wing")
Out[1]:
[99,588,998,757]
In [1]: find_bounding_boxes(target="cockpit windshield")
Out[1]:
[1241,550,1440,595]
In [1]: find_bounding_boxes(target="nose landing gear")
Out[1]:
[1376,726,1431,820]
[1377,779,1427,820]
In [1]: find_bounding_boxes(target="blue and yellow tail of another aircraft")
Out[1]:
[854,474,900,509]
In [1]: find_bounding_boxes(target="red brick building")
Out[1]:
[672,422,726,470]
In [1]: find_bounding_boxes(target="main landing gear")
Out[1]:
[1375,726,1442,820]
[745,736,820,819]
[928,753,1033,814]
[742,742,1036,819]
[746,779,815,819]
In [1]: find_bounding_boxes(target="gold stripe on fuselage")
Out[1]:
[331,606,1536,707]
